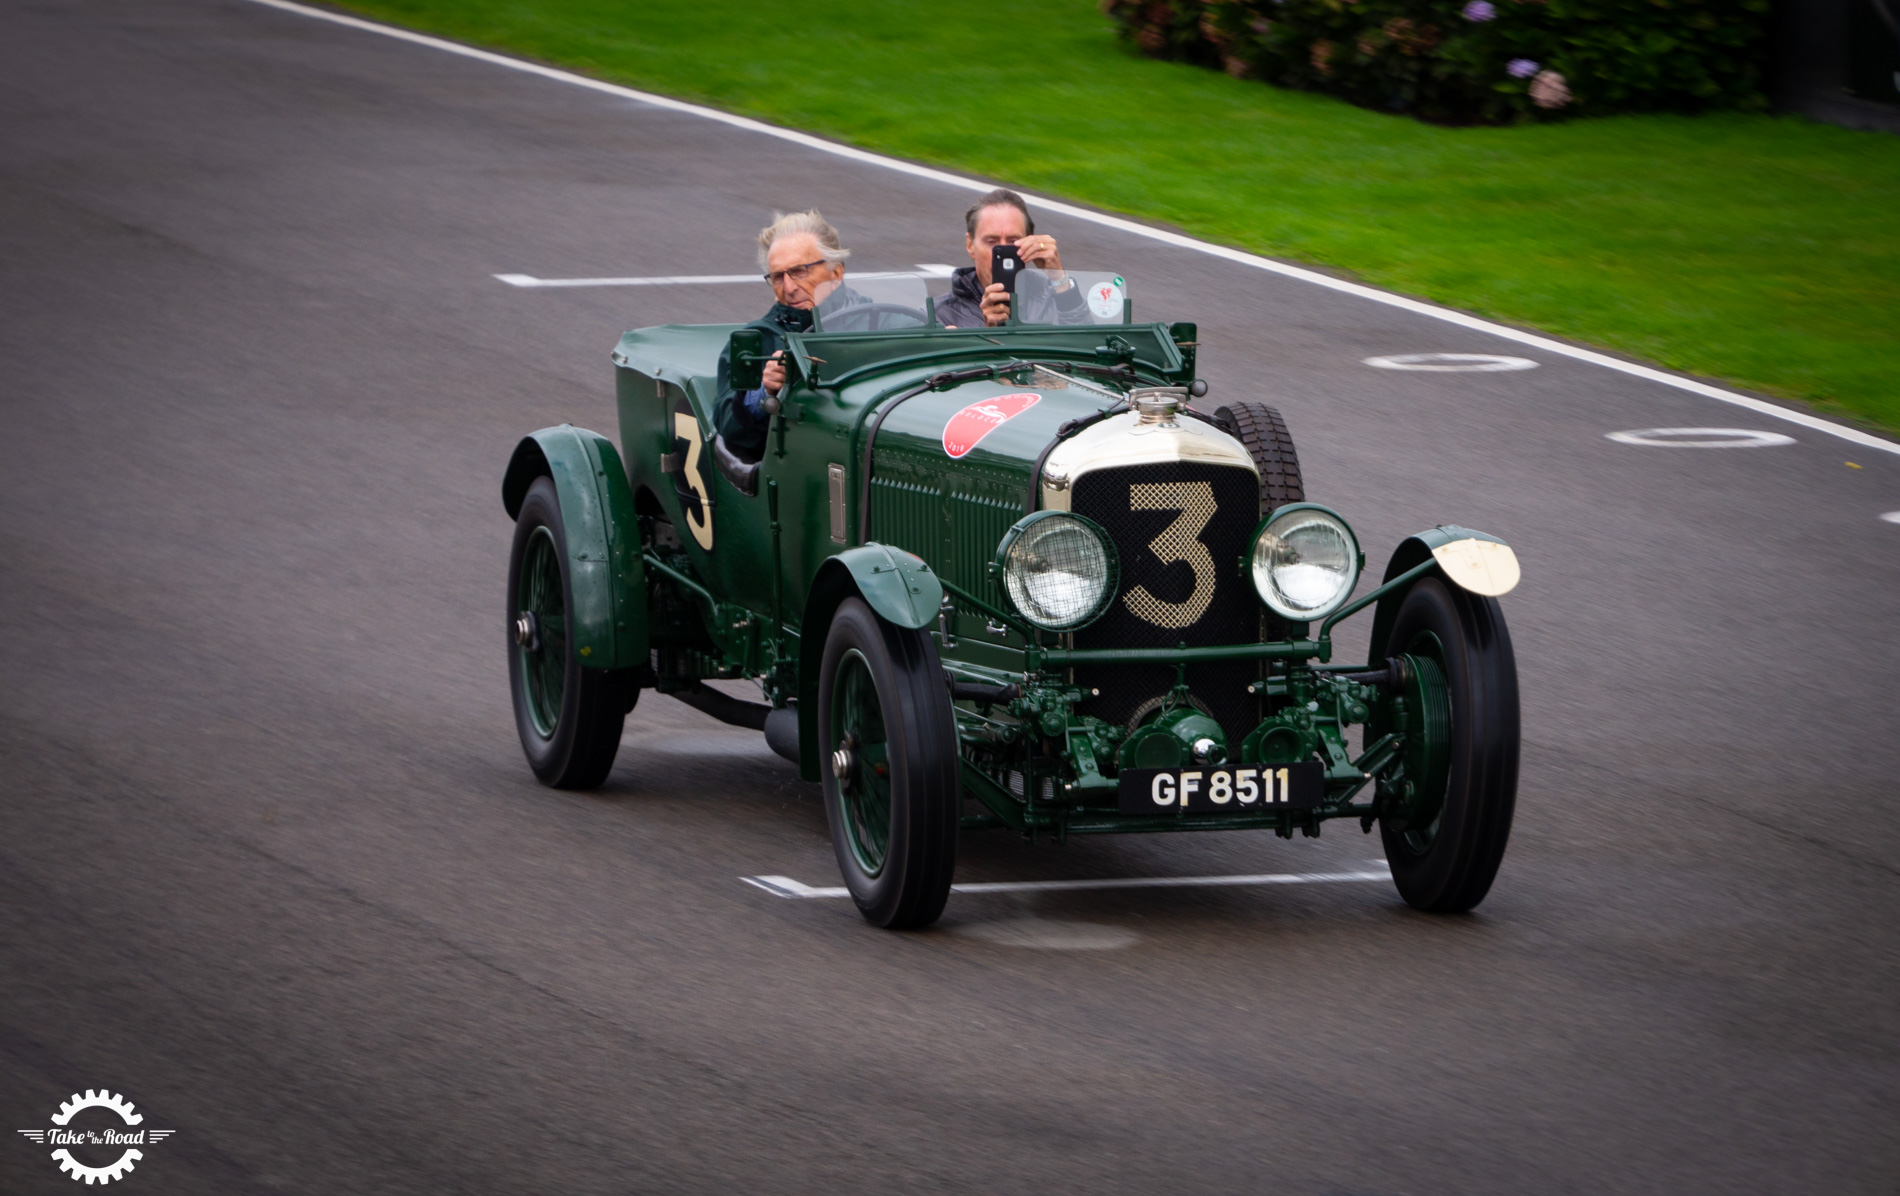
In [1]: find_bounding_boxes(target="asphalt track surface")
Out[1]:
[3,2,1898,1192]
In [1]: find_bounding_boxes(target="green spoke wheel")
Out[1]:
[832,649,894,874]
[518,526,566,737]
[818,598,959,929]
[506,476,631,789]
[1377,576,1519,913]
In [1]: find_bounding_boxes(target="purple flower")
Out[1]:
[1507,57,1540,77]
[1462,1,1496,20]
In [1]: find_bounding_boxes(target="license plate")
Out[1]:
[1117,762,1324,814]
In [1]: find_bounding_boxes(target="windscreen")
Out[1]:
[806,268,1131,331]
[1056,272,1131,324]
[812,272,933,332]
[1002,268,1131,327]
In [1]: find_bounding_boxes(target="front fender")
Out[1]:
[1367,525,1519,658]
[793,543,945,781]
[503,426,648,671]
[823,543,944,631]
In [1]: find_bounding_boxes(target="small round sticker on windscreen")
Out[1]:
[1087,278,1124,320]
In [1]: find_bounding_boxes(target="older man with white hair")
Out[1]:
[714,210,862,461]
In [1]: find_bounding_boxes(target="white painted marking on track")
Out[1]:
[1880,511,1900,524]
[1364,353,1538,372]
[742,866,1390,900]
[1606,427,1796,448]
[742,875,832,898]
[241,0,1900,459]
[495,269,955,288]
[496,272,759,288]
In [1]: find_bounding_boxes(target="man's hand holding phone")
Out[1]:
[983,244,1020,326]
[1012,234,1065,281]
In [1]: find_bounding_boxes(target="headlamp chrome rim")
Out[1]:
[994,510,1120,632]
[1247,503,1361,623]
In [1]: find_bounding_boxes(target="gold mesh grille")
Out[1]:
[1070,462,1262,749]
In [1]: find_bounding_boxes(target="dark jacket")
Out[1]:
[932,266,1091,329]
[713,301,814,460]
[715,287,879,460]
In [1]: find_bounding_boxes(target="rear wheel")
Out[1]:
[818,598,959,928]
[1377,576,1519,912]
[1215,401,1304,514]
[508,476,630,789]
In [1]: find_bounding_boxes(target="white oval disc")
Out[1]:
[1363,353,1538,372]
[1605,427,1795,448]
[1431,539,1521,597]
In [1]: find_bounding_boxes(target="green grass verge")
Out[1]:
[336,0,1900,432]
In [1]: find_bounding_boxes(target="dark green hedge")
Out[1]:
[1103,0,1771,123]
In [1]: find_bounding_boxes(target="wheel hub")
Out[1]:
[512,611,538,648]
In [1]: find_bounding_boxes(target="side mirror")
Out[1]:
[727,328,767,391]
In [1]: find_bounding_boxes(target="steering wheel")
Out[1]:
[820,302,929,332]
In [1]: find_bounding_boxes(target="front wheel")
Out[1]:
[507,476,630,789]
[1214,401,1303,514]
[817,598,959,928]
[1378,576,1519,913]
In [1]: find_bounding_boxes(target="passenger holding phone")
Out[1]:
[933,189,1091,329]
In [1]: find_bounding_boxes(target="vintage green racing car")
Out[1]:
[501,271,1521,928]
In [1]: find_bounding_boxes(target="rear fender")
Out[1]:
[502,426,649,671]
[794,543,945,781]
[1367,526,1517,657]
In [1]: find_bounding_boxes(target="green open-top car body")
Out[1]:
[503,279,1521,927]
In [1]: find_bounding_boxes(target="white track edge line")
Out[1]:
[242,0,1900,458]
[496,268,959,288]
[496,273,761,287]
[743,869,1391,899]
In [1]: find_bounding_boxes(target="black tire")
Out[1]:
[1378,576,1519,913]
[507,476,629,789]
[1218,401,1306,641]
[1214,401,1304,516]
[817,598,960,928]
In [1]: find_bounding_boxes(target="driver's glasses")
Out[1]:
[765,260,827,288]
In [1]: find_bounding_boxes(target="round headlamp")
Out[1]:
[996,511,1119,632]
[1248,504,1360,622]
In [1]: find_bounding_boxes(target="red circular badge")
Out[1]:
[942,392,1041,459]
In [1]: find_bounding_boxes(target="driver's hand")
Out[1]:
[981,283,1012,327]
[1015,234,1065,281]
[762,351,786,396]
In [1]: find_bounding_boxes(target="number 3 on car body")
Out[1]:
[1124,481,1218,629]
[673,411,714,551]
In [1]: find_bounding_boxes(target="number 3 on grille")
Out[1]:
[1124,481,1217,629]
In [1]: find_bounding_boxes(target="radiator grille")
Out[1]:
[1070,462,1262,748]
[947,490,1022,597]
[868,475,941,559]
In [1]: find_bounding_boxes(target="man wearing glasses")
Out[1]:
[934,188,1090,329]
[714,210,861,460]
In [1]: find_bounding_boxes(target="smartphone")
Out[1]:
[991,244,1021,295]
